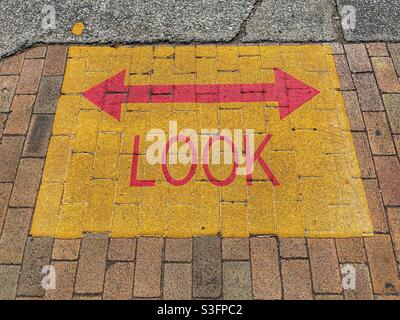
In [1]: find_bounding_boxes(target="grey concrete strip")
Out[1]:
[336,0,400,41]
[243,0,338,42]
[0,0,256,58]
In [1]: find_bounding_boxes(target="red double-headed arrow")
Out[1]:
[83,68,320,121]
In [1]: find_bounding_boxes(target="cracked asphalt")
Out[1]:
[0,0,399,58]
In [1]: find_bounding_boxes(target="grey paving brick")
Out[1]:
[75,234,108,294]
[223,261,252,300]
[193,236,222,298]
[22,114,54,157]
[33,76,63,113]
[18,237,54,297]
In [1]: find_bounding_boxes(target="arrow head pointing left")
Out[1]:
[83,70,128,121]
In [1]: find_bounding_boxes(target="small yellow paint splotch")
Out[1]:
[72,22,85,36]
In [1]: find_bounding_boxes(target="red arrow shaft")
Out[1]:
[126,83,280,104]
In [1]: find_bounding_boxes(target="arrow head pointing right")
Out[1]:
[274,68,320,119]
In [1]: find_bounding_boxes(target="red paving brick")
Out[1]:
[366,43,389,57]
[335,238,366,263]
[344,44,372,73]
[281,259,313,300]
[250,237,282,300]
[0,53,25,75]
[364,112,396,155]
[371,57,400,93]
[374,156,400,206]
[308,239,342,294]
[363,179,389,233]
[103,262,135,300]
[44,261,77,300]
[4,95,35,135]
[16,59,44,95]
[387,208,400,262]
[75,234,108,294]
[365,234,400,294]
[133,237,163,298]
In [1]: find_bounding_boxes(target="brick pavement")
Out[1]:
[0,43,399,300]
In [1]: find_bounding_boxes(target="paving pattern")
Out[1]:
[0,42,399,299]
[31,44,372,238]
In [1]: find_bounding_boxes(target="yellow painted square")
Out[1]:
[32,44,373,238]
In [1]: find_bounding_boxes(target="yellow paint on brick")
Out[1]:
[42,136,73,182]
[93,133,121,179]
[111,204,140,237]
[32,44,373,239]
[73,110,101,153]
[62,58,86,94]
[63,153,93,204]
[221,203,248,237]
[31,182,63,236]
[52,95,81,135]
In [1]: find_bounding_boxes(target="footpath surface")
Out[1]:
[0,42,399,300]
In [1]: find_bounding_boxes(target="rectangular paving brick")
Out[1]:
[308,239,342,293]
[344,44,372,73]
[0,265,20,300]
[0,113,6,138]
[371,57,400,93]
[222,238,249,260]
[365,234,400,294]
[108,238,136,261]
[75,234,108,294]
[315,294,344,300]
[52,239,81,261]
[353,73,384,111]
[0,76,19,112]
[9,158,44,207]
[44,261,77,300]
[363,179,388,233]
[331,43,344,55]
[388,43,400,75]
[43,46,68,76]
[374,156,400,206]
[343,264,373,300]
[193,236,222,298]
[366,43,389,57]
[387,207,400,262]
[343,91,364,131]
[383,94,400,134]
[335,238,366,263]
[0,208,32,264]
[279,238,307,258]
[333,55,354,90]
[163,263,192,300]
[16,59,44,94]
[250,237,281,300]
[103,262,135,300]
[4,95,35,135]
[352,132,376,178]
[0,183,12,233]
[133,237,163,298]
[0,53,25,75]
[25,46,47,59]
[281,259,313,300]
[18,237,53,297]
[33,76,63,113]
[22,114,54,157]
[364,112,396,155]
[223,261,252,300]
[165,238,192,262]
